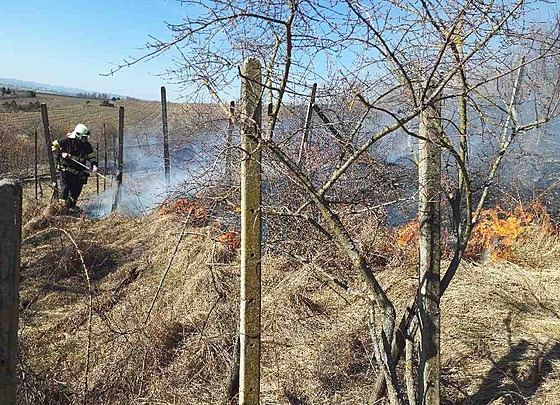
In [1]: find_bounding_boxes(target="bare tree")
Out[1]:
[109,1,560,403]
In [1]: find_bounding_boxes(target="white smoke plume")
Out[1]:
[85,129,227,219]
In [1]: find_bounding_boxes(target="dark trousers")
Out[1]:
[60,171,85,207]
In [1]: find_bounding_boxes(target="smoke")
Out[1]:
[81,101,560,222]
[85,130,226,219]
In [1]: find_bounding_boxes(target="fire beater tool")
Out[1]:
[67,156,109,181]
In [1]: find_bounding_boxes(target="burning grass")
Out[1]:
[16,195,560,404]
[393,202,560,268]
[218,230,241,250]
[466,203,560,265]
[158,197,210,223]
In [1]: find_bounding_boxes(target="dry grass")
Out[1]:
[506,225,560,269]
[441,260,560,404]
[16,194,560,404]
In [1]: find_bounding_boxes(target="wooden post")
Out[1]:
[34,128,38,199]
[312,104,346,151]
[112,129,117,167]
[96,142,100,195]
[226,101,235,180]
[298,83,317,165]
[112,124,117,174]
[40,103,58,200]
[112,107,124,212]
[418,85,441,405]
[0,179,22,405]
[239,58,262,405]
[161,86,170,184]
[103,124,107,192]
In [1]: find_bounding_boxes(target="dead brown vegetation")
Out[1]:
[16,195,560,404]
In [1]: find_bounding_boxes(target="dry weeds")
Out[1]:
[16,197,560,405]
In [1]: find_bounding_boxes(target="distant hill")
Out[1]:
[0,77,137,100]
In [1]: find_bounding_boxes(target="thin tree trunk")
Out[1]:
[417,86,441,405]
[406,318,419,405]
[265,139,403,404]
[371,54,530,403]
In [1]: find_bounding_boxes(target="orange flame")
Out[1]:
[397,221,420,248]
[394,203,556,262]
[466,203,556,261]
[218,231,240,250]
[395,220,450,258]
[158,198,208,224]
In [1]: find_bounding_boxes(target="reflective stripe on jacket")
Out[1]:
[51,134,98,174]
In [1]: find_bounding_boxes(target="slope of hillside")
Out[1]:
[0,96,162,136]
[17,195,560,405]
[0,78,131,100]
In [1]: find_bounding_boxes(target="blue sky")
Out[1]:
[2,1,558,102]
[1,0,189,101]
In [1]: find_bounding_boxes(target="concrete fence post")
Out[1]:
[0,179,22,405]
[239,57,262,405]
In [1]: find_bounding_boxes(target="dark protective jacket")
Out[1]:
[52,134,98,175]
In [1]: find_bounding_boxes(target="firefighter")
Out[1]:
[51,123,98,212]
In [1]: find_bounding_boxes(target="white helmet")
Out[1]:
[72,124,90,139]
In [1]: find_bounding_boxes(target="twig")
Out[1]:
[56,227,93,405]
[343,193,419,215]
[200,236,225,341]
[199,296,223,343]
[274,248,369,301]
[22,227,59,244]
[143,209,192,326]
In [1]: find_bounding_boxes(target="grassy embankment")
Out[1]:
[16,182,560,404]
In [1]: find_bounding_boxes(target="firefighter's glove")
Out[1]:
[61,152,69,159]
[92,165,98,173]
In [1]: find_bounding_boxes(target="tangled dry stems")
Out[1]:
[16,196,560,404]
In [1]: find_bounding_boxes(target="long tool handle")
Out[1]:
[68,157,109,181]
